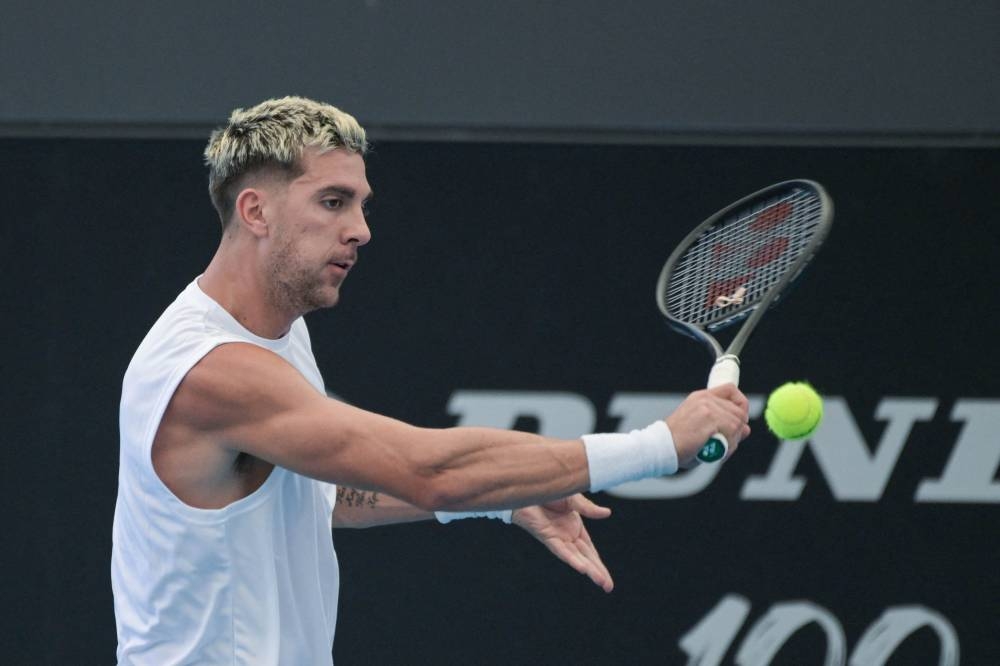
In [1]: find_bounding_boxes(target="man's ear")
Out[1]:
[234,188,269,237]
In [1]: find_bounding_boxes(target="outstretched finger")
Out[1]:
[569,494,612,520]
[576,533,614,592]
[547,537,606,589]
[546,538,586,574]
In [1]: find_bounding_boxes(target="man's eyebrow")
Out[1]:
[316,185,374,201]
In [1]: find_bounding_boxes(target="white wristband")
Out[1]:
[581,421,678,492]
[435,510,513,524]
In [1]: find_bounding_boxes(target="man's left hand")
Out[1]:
[512,495,614,593]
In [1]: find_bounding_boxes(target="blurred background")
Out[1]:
[2,2,997,663]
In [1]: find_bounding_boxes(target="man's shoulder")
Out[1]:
[123,281,238,389]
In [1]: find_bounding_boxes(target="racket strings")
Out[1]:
[663,189,824,329]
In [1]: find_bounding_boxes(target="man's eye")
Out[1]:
[322,199,343,210]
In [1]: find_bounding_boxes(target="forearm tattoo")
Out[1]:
[336,486,380,509]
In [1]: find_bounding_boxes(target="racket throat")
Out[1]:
[708,354,741,389]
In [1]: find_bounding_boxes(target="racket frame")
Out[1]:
[655,179,834,461]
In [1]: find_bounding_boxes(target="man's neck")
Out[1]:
[199,245,296,340]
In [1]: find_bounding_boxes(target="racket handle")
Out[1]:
[697,355,741,463]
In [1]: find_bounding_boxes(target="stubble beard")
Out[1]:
[265,234,339,318]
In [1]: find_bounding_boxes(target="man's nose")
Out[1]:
[345,209,371,246]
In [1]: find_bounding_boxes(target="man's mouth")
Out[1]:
[329,259,355,273]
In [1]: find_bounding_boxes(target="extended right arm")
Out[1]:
[172,343,749,512]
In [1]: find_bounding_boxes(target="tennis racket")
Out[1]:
[656,179,834,463]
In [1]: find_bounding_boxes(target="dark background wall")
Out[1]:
[2,2,998,664]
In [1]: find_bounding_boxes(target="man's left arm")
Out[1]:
[332,486,433,527]
[332,487,614,592]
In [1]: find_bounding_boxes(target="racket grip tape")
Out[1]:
[698,355,741,463]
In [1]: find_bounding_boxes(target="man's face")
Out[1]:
[260,147,372,315]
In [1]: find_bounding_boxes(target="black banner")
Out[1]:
[3,138,997,664]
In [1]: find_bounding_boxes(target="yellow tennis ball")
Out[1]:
[764,382,823,440]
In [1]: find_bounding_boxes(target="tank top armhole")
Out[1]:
[139,338,284,523]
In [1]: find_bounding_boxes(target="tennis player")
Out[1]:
[111,96,751,665]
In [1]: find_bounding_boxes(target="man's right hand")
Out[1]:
[665,384,751,467]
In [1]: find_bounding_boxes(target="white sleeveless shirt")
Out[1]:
[112,279,340,665]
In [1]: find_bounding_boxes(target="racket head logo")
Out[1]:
[746,236,791,269]
[749,200,794,231]
[705,203,797,309]
[657,180,831,338]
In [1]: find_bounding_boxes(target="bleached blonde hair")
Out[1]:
[204,96,369,227]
